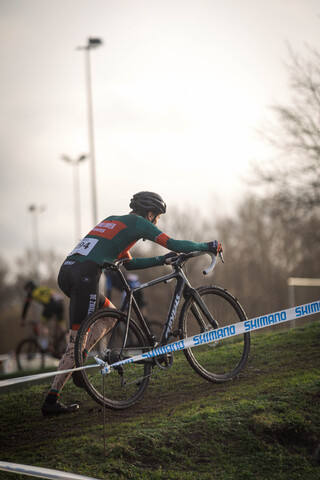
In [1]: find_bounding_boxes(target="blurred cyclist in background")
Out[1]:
[21,281,65,349]
[22,281,65,326]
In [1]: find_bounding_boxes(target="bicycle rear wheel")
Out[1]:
[75,308,153,410]
[180,285,250,382]
[16,338,45,371]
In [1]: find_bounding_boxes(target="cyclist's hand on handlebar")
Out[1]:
[163,251,179,265]
[207,240,223,256]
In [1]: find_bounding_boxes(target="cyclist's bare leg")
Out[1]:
[84,302,116,353]
[42,301,117,413]
[50,301,117,390]
[42,329,81,414]
[51,329,77,392]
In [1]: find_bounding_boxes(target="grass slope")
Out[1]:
[0,321,320,480]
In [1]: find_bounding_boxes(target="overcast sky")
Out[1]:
[0,0,319,266]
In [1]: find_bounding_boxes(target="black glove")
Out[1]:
[163,252,179,265]
[207,240,223,256]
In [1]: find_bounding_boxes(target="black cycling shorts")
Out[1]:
[57,260,110,330]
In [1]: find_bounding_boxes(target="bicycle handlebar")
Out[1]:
[165,250,224,274]
[202,251,224,275]
[103,250,224,276]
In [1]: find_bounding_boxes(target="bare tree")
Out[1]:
[254,45,320,216]
[214,196,289,318]
[245,44,320,313]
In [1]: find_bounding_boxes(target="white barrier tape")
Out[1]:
[1,300,319,386]
[105,299,320,372]
[0,364,97,388]
[0,461,102,479]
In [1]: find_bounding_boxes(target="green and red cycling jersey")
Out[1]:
[67,214,209,270]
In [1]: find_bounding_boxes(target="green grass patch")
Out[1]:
[1,321,320,479]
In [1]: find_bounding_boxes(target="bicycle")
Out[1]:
[75,251,250,410]
[16,320,68,371]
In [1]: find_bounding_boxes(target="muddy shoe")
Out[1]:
[72,371,86,388]
[42,400,79,415]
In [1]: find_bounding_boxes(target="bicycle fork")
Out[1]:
[185,287,219,332]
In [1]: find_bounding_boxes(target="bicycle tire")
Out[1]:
[180,285,250,382]
[16,338,45,371]
[75,308,153,410]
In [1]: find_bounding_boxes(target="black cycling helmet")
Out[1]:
[24,280,36,291]
[129,191,167,215]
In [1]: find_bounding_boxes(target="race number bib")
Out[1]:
[68,238,98,256]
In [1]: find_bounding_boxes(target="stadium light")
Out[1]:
[76,37,103,225]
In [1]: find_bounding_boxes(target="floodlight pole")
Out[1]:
[77,37,103,226]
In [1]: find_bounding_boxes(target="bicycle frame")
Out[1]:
[103,254,219,354]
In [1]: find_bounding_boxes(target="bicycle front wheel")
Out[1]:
[16,338,45,371]
[75,308,153,410]
[180,285,250,382]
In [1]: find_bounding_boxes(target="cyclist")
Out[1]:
[22,281,64,326]
[21,281,65,348]
[42,191,223,415]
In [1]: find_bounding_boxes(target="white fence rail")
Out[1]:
[0,461,102,479]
